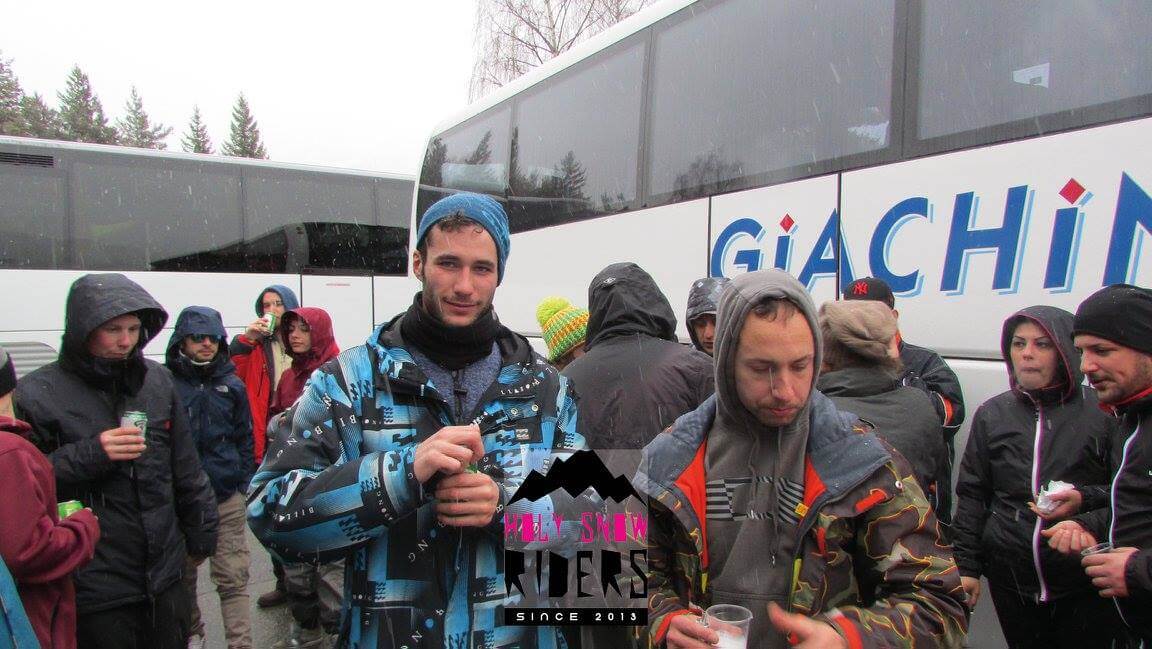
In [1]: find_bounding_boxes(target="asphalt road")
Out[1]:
[192,528,292,648]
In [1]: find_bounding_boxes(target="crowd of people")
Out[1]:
[0,191,1149,649]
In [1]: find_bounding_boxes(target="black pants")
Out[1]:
[989,585,1135,649]
[77,580,191,649]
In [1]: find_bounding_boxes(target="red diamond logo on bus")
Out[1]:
[1059,179,1085,204]
[780,214,795,232]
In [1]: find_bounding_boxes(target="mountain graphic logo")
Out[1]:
[508,449,643,504]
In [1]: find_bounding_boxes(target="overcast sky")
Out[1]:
[1,2,477,175]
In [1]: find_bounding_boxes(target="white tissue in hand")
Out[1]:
[1036,480,1075,514]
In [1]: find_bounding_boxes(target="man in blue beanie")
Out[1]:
[249,192,587,649]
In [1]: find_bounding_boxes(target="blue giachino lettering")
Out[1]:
[940,185,1030,294]
[1103,173,1152,285]
[1044,206,1082,292]
[869,197,928,294]
[797,210,846,290]
[710,217,764,277]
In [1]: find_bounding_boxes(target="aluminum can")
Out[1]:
[262,312,278,334]
[57,500,83,518]
[121,410,148,440]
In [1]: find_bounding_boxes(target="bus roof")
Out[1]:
[0,135,416,181]
[429,0,695,137]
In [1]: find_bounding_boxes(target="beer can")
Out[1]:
[262,312,278,334]
[121,410,148,440]
[57,500,83,518]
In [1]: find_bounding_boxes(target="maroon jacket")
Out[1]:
[271,307,339,417]
[0,415,100,649]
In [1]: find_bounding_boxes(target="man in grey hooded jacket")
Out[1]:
[637,269,966,649]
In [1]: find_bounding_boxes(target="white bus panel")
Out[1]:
[840,117,1152,359]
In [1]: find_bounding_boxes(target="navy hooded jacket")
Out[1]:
[166,306,255,501]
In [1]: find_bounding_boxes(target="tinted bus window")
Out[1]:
[918,1,1152,142]
[648,0,895,202]
[418,107,511,215]
[245,170,376,233]
[509,41,645,231]
[377,177,414,229]
[245,170,385,273]
[71,160,243,271]
[0,167,66,268]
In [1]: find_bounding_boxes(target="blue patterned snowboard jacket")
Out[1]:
[248,319,587,649]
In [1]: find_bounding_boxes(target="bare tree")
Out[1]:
[470,0,655,101]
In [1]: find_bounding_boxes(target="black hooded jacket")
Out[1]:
[562,263,714,451]
[14,273,218,613]
[953,305,1123,602]
[1081,386,1152,638]
[165,306,255,502]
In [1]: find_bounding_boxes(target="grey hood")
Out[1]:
[713,269,822,431]
[685,276,730,351]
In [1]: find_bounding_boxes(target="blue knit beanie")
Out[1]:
[416,193,511,283]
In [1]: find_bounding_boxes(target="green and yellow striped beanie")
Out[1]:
[536,296,589,363]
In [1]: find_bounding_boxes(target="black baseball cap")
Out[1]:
[842,277,895,309]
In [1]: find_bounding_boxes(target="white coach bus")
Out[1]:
[414,0,1152,433]
[0,136,418,374]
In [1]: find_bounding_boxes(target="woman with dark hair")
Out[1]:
[953,305,1128,648]
[271,307,340,417]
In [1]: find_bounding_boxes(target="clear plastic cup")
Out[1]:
[702,604,752,649]
[1081,542,1113,557]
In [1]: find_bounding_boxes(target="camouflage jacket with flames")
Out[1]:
[634,393,968,649]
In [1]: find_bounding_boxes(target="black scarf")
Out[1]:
[398,293,503,370]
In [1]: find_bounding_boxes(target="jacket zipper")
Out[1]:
[1107,421,1141,626]
[1029,402,1050,603]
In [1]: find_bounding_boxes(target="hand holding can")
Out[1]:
[98,425,146,461]
[262,312,278,336]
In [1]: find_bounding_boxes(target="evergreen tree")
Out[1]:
[221,93,267,159]
[181,105,213,154]
[554,150,587,200]
[115,86,172,149]
[0,52,25,135]
[20,93,64,140]
[57,65,117,144]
